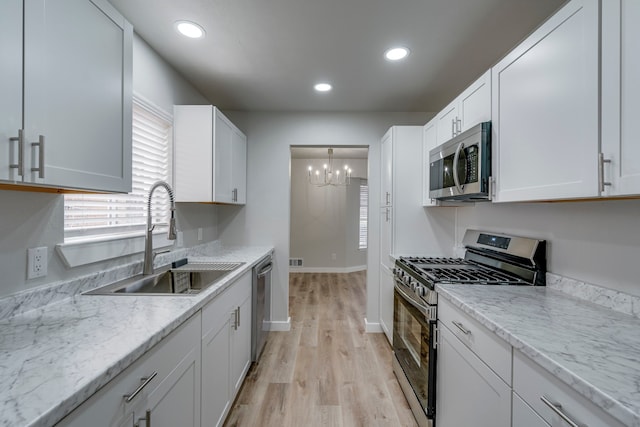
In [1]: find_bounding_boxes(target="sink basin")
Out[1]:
[84,262,245,296]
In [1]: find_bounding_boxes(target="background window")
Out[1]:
[64,98,172,240]
[359,180,368,249]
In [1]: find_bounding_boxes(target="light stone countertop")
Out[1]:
[0,246,273,427]
[436,284,640,427]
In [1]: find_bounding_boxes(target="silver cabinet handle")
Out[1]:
[232,308,238,330]
[31,135,44,178]
[540,396,586,427]
[124,371,158,402]
[451,320,471,335]
[9,129,24,176]
[456,117,462,135]
[385,191,390,205]
[451,118,456,137]
[237,305,240,328]
[598,152,611,193]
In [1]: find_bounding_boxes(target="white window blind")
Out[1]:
[64,99,172,240]
[359,180,368,249]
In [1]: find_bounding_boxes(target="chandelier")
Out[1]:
[307,148,352,187]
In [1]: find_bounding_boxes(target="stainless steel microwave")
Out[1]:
[429,121,491,201]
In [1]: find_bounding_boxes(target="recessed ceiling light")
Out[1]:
[314,83,332,92]
[175,21,205,39]
[385,47,410,61]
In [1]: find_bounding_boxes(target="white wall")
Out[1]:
[455,199,640,297]
[0,34,215,297]
[290,158,367,271]
[219,111,430,328]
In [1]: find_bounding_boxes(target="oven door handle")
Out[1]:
[394,281,429,316]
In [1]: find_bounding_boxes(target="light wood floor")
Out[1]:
[223,271,418,427]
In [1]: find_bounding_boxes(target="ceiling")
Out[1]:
[108,0,566,113]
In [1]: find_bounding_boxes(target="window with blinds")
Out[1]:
[64,99,172,240]
[359,180,368,249]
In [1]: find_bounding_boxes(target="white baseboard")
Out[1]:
[267,317,291,331]
[364,317,383,333]
[289,265,367,273]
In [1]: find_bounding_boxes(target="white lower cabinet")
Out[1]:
[513,350,625,427]
[57,313,201,427]
[201,270,252,427]
[436,315,511,427]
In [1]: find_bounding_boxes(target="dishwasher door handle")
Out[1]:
[257,262,273,277]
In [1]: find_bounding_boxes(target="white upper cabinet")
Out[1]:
[174,105,247,205]
[601,0,640,197]
[492,0,599,202]
[0,0,23,183]
[436,70,491,146]
[422,117,438,206]
[1,0,133,192]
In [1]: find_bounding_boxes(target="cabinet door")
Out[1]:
[436,101,458,145]
[379,263,394,345]
[492,0,599,202]
[231,128,247,204]
[0,0,23,183]
[174,105,214,202]
[201,317,231,427]
[436,323,511,427]
[214,111,234,203]
[230,294,252,395]
[459,70,491,133]
[601,0,640,196]
[422,118,438,206]
[380,129,393,206]
[23,0,132,192]
[145,340,201,427]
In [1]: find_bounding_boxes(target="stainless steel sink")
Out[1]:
[84,262,245,296]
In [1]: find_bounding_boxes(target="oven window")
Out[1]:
[398,302,423,366]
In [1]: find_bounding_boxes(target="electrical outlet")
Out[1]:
[27,247,48,279]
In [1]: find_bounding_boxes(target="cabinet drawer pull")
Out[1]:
[540,395,586,427]
[134,409,152,427]
[31,135,45,178]
[451,320,471,335]
[124,371,158,402]
[237,305,241,328]
[451,118,456,137]
[9,129,24,176]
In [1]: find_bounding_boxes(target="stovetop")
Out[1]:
[398,256,528,286]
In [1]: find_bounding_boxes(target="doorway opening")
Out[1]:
[289,146,369,274]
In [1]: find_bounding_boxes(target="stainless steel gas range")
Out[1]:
[391,229,546,427]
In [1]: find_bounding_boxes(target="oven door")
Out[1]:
[393,284,436,422]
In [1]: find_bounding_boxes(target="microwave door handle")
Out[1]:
[452,142,464,194]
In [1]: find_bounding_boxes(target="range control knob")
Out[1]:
[403,275,411,284]
[417,285,427,298]
[410,281,418,291]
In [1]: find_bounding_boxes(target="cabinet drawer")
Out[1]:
[513,350,625,427]
[438,297,511,384]
[202,271,251,338]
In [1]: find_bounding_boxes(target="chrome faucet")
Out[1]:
[143,180,177,275]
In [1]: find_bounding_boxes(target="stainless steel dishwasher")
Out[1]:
[252,255,272,362]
